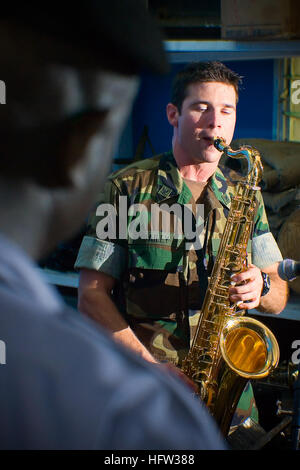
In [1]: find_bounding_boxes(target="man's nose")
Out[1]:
[207,109,222,129]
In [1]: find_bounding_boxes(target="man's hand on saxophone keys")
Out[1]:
[229,264,264,310]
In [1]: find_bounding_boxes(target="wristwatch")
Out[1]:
[261,272,271,297]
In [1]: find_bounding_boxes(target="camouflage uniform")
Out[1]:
[75,151,282,425]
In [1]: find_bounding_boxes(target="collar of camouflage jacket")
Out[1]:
[155,151,233,209]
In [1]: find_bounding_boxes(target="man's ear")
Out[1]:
[166,103,179,127]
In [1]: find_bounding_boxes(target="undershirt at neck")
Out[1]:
[183,179,208,203]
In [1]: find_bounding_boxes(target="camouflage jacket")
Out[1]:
[75,151,276,365]
[75,150,284,427]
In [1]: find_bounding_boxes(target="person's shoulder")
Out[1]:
[218,161,241,185]
[109,154,163,182]
[213,162,240,201]
[106,154,165,195]
[218,160,265,204]
[0,292,227,450]
[0,289,142,376]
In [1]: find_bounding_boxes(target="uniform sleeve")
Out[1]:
[74,179,127,280]
[252,191,283,269]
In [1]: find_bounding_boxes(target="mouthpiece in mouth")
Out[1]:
[213,136,227,152]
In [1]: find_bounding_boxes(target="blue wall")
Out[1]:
[126,59,275,160]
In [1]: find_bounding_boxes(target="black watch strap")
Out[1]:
[261,271,271,297]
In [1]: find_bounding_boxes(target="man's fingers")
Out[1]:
[157,363,198,392]
[230,291,257,302]
[231,268,256,283]
[235,299,259,310]
[229,279,256,294]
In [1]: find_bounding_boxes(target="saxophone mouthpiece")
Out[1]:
[213,136,227,152]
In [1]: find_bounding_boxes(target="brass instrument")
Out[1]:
[181,137,280,436]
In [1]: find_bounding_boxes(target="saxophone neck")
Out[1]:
[214,137,263,187]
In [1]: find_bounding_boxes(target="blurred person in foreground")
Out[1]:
[0,1,226,450]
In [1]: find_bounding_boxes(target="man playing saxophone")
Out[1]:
[75,61,288,427]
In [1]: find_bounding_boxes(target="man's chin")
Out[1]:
[200,149,221,163]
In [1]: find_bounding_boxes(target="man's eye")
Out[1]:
[196,106,207,112]
[222,108,234,114]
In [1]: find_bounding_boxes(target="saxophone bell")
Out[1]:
[220,316,279,379]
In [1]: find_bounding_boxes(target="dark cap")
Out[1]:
[1,1,169,75]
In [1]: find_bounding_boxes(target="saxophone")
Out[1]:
[181,137,280,435]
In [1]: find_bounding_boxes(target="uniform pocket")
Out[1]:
[126,236,184,318]
[128,235,185,270]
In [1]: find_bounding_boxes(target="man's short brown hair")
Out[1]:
[171,61,243,112]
